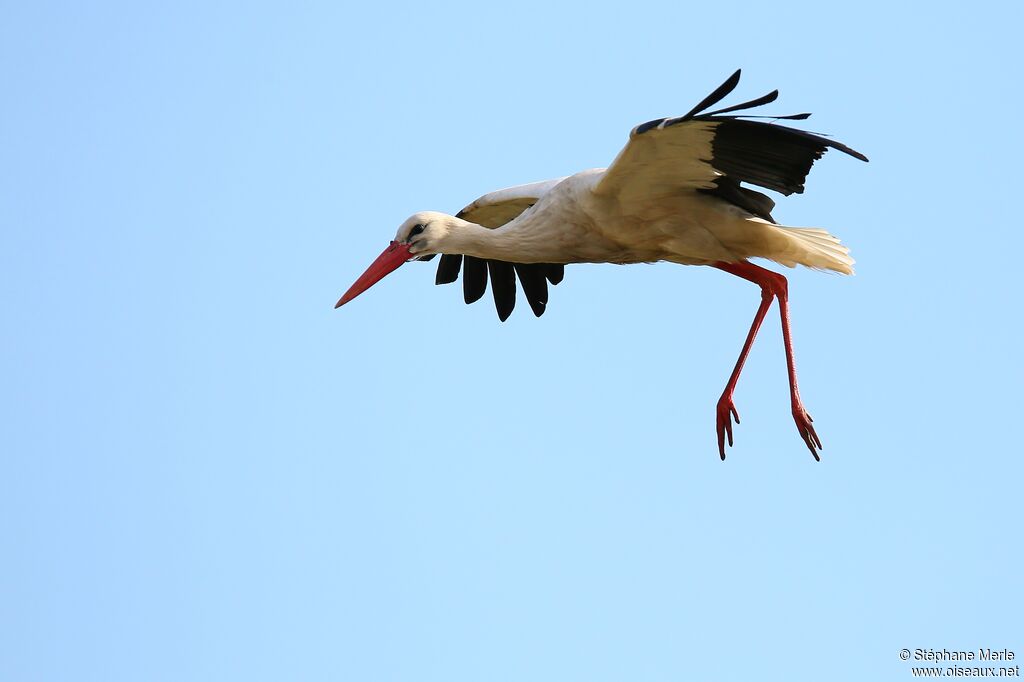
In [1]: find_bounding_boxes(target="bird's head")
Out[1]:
[335,211,457,309]
[394,211,455,258]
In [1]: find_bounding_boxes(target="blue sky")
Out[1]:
[2,2,1021,680]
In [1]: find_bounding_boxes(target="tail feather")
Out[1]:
[769,225,855,274]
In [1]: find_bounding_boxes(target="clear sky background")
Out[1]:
[2,2,1022,680]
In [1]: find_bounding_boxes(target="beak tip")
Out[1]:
[336,241,412,311]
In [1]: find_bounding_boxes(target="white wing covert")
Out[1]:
[456,177,567,227]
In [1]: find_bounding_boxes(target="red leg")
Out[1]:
[712,261,822,460]
[711,279,773,459]
[776,285,823,459]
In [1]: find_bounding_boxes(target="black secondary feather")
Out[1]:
[699,177,776,223]
[706,120,867,195]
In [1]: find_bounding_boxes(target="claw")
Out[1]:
[792,406,822,461]
[716,395,741,460]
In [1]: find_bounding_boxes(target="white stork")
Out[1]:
[336,70,867,460]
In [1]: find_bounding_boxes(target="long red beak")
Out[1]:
[335,241,413,308]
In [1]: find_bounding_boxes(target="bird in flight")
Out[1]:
[336,70,867,460]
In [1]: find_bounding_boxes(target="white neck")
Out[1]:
[443,214,559,264]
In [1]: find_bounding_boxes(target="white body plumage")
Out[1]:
[407,168,853,273]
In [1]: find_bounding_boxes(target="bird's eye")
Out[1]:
[409,224,425,239]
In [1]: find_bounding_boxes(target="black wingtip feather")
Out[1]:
[835,143,869,162]
[487,261,516,322]
[514,264,549,317]
[437,257,566,319]
[462,256,487,304]
[435,254,462,285]
[545,264,564,285]
[704,89,779,117]
[682,69,742,119]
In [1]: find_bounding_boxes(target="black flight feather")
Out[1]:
[435,254,462,285]
[707,119,866,195]
[698,177,776,222]
[682,69,742,119]
[487,260,517,321]
[631,71,868,201]
[704,89,778,116]
[462,256,488,304]
[514,263,549,317]
[435,256,564,319]
[721,112,812,120]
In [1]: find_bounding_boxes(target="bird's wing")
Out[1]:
[434,178,568,321]
[594,70,868,221]
[456,177,567,227]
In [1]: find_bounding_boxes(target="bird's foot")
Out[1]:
[792,405,822,461]
[716,394,741,460]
